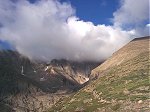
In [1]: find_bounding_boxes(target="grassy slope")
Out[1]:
[49,37,150,112]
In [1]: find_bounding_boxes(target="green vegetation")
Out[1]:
[111,103,121,111]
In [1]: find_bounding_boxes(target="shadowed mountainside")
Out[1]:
[0,50,100,112]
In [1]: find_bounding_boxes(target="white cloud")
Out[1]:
[0,0,146,62]
[113,0,149,36]
[113,0,149,27]
[146,24,150,27]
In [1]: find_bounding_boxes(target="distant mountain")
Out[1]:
[0,50,100,112]
[49,36,150,112]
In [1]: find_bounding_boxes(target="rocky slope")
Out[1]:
[91,36,149,77]
[49,36,150,112]
[0,50,100,112]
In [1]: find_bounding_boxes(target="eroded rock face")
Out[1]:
[44,59,100,84]
[0,51,100,112]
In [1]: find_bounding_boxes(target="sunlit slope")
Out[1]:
[49,36,150,112]
[91,36,149,77]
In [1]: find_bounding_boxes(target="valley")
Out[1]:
[0,50,100,112]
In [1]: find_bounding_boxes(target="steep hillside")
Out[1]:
[0,50,100,112]
[49,36,150,112]
[91,36,149,79]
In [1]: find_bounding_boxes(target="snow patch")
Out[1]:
[45,66,49,71]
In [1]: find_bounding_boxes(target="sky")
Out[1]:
[59,0,119,25]
[0,40,14,50]
[0,0,149,62]
[28,0,119,25]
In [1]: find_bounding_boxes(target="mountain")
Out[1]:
[0,50,100,112]
[49,36,150,112]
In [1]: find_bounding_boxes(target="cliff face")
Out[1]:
[0,50,100,112]
[44,59,100,85]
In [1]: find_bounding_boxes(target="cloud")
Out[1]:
[113,0,149,36]
[0,0,147,62]
[146,24,150,27]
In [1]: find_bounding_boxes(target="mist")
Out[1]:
[0,0,148,62]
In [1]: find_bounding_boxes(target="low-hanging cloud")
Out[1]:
[0,0,148,62]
